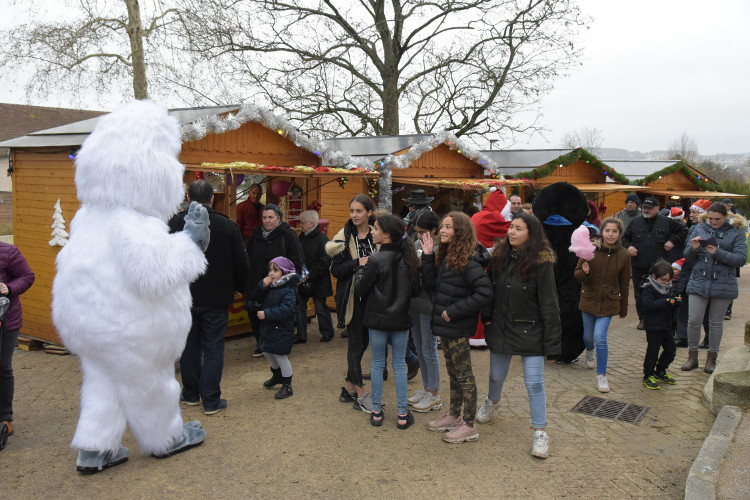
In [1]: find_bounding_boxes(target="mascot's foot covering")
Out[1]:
[76,445,129,474]
[153,422,206,459]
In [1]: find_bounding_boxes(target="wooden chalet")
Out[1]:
[0,104,375,344]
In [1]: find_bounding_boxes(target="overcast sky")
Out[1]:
[522,0,750,155]
[1,0,749,155]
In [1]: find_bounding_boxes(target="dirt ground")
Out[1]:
[4,290,746,499]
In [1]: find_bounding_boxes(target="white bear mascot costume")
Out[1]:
[52,100,210,473]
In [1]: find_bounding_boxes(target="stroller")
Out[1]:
[0,296,11,451]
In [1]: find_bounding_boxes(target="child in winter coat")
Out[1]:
[250,256,299,399]
[640,260,681,390]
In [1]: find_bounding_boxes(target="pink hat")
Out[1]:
[690,199,711,214]
[270,256,296,275]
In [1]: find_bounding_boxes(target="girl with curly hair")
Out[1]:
[419,211,492,443]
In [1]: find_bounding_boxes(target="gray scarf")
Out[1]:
[643,275,671,295]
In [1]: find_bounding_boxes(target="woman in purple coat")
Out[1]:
[0,242,35,449]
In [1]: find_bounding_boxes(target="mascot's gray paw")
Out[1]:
[76,445,129,474]
[183,201,210,252]
[153,423,206,459]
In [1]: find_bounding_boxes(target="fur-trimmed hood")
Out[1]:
[697,211,748,230]
[538,248,557,265]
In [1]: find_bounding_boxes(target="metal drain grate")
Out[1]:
[570,396,649,424]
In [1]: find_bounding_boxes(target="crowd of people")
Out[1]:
[1,178,746,461]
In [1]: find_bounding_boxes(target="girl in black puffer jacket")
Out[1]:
[419,211,492,444]
[355,214,420,429]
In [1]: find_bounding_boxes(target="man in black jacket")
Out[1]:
[169,180,249,415]
[296,210,335,342]
[621,196,688,330]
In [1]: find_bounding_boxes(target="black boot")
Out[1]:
[263,368,283,389]
[274,376,293,399]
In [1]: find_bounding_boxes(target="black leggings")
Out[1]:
[346,300,369,387]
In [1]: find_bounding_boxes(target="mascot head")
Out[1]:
[74,100,185,220]
[531,182,588,227]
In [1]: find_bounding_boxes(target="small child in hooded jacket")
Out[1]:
[250,256,298,399]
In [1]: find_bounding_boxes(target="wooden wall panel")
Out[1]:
[647,171,696,189]
[398,145,484,179]
[181,122,322,167]
[11,151,75,343]
[535,160,606,186]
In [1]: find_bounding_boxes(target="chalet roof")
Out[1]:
[597,159,682,181]
[481,148,574,176]
[0,105,240,148]
[323,134,432,162]
[0,103,106,152]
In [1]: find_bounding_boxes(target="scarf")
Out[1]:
[643,275,671,295]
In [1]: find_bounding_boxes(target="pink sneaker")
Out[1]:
[426,412,461,432]
[442,420,479,444]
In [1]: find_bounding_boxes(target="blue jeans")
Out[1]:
[369,329,409,414]
[488,353,547,428]
[180,306,228,410]
[0,328,19,422]
[581,312,612,375]
[411,311,440,392]
[296,296,335,341]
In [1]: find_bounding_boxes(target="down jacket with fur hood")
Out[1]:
[684,212,748,299]
[485,248,561,357]
[420,244,493,338]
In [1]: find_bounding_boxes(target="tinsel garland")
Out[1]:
[200,162,371,175]
[377,130,500,174]
[375,131,503,210]
[511,148,630,185]
[632,160,723,191]
[378,168,393,211]
[181,104,374,170]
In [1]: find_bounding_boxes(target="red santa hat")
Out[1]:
[672,258,685,271]
[670,207,685,220]
[471,187,511,248]
[690,199,711,214]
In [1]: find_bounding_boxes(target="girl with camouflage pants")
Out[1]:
[419,212,493,443]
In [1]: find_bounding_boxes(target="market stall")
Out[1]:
[1,104,374,344]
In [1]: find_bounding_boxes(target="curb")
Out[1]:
[702,346,750,415]
[685,405,742,500]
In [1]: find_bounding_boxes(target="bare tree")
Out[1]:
[0,0,185,104]
[561,127,604,154]
[667,131,699,164]
[179,0,587,138]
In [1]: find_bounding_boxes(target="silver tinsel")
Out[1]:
[179,103,374,171]
[378,168,393,211]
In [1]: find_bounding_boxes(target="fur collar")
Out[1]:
[697,212,748,230]
[538,248,556,265]
[591,235,623,252]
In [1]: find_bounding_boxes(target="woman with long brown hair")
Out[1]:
[481,213,561,458]
[419,211,492,443]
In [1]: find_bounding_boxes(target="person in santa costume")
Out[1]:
[53,100,210,473]
[469,187,512,347]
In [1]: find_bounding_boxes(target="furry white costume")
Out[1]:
[52,100,209,472]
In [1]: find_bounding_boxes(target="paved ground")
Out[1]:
[3,274,749,499]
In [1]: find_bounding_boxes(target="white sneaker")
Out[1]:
[597,374,610,393]
[408,389,428,405]
[585,349,595,369]
[412,394,443,413]
[531,430,549,458]
[475,397,500,424]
